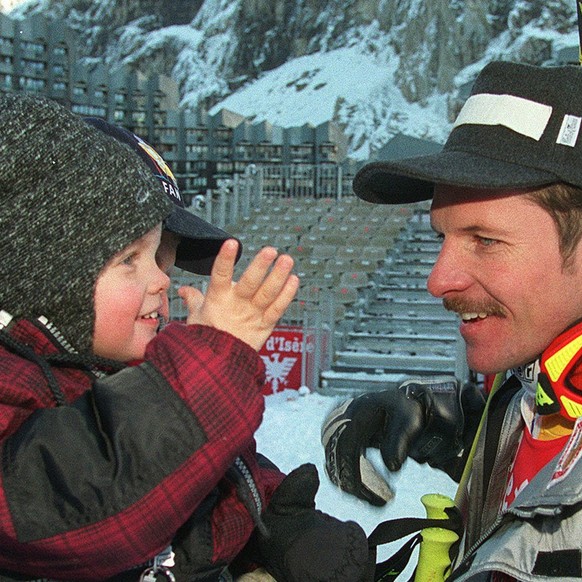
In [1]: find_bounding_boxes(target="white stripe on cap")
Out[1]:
[452,93,553,141]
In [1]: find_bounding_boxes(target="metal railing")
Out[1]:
[191,163,355,229]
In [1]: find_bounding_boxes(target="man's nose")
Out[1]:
[427,245,470,298]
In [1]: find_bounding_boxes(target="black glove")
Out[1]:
[321,376,486,506]
[251,463,373,582]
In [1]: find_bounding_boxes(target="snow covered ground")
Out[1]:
[255,388,457,576]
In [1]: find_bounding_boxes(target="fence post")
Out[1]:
[216,179,229,228]
[300,305,308,389]
[256,165,264,206]
[243,164,256,216]
[205,189,213,224]
[312,309,323,390]
[322,291,334,370]
[231,174,240,226]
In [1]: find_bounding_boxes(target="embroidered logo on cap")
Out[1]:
[135,136,183,204]
[557,115,581,148]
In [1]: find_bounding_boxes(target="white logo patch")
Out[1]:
[556,114,582,147]
[453,93,552,141]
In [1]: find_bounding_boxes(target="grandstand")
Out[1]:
[320,210,469,395]
[169,190,468,395]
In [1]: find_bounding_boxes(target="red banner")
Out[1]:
[259,326,304,395]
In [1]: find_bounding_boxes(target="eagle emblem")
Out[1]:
[260,353,297,393]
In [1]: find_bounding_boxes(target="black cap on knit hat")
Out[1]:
[0,94,171,353]
[84,117,241,275]
[353,61,582,204]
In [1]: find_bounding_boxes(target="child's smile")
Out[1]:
[93,224,170,361]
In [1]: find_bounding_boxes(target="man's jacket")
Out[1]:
[450,378,582,581]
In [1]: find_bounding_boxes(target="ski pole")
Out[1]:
[414,494,459,582]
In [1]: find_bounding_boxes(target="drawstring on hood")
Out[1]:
[0,328,66,406]
[0,316,126,407]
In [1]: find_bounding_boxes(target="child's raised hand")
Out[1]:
[178,239,299,351]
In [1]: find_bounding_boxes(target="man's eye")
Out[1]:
[477,236,496,247]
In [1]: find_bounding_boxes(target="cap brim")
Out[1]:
[165,207,242,275]
[354,150,559,205]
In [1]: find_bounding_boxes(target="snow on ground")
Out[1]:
[255,389,457,576]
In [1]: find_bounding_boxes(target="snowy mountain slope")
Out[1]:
[205,38,452,159]
[9,0,579,159]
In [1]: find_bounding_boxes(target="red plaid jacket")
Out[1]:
[0,318,284,581]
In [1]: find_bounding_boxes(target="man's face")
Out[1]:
[428,185,582,374]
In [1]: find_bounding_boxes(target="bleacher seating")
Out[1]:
[169,197,409,316]
[167,196,466,398]
[320,209,467,396]
[215,197,411,325]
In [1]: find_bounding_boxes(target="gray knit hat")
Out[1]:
[354,61,582,204]
[0,93,172,353]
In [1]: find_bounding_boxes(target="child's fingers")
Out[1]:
[250,254,296,309]
[206,239,239,294]
[235,247,280,299]
[178,286,205,323]
[262,274,300,325]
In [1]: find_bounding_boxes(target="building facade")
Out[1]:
[0,12,352,203]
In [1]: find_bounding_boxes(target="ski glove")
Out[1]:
[321,376,486,506]
[251,463,373,582]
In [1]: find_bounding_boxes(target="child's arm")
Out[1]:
[0,323,268,578]
[178,240,299,351]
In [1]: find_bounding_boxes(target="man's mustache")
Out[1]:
[443,297,506,318]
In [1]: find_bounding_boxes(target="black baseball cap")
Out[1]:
[85,117,241,274]
[354,61,582,204]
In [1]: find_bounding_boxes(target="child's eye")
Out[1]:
[121,252,137,266]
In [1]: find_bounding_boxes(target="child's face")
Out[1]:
[93,223,170,361]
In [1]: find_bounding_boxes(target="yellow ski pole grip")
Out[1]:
[414,494,459,582]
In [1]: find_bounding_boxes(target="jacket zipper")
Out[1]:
[37,316,78,355]
[234,456,263,516]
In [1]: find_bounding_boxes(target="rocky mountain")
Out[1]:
[11,0,579,158]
